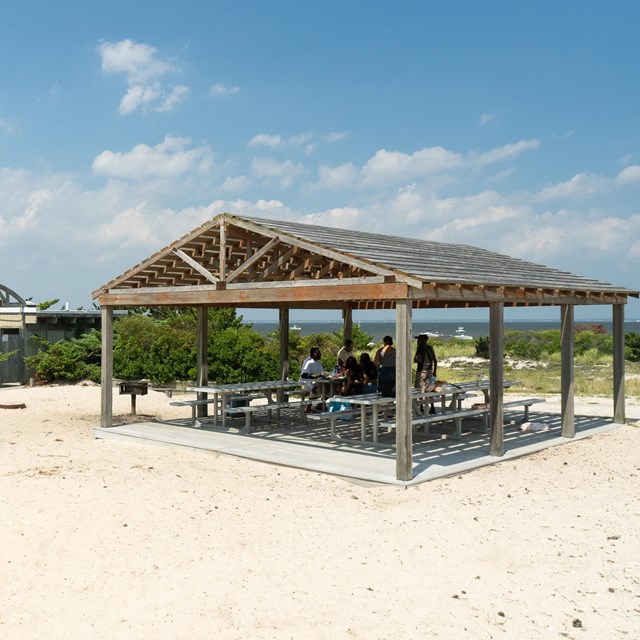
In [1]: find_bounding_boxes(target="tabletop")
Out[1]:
[187,379,303,394]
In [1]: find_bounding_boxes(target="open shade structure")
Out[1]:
[93,213,639,480]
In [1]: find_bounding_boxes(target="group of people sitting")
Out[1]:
[300,340,378,399]
[300,333,438,404]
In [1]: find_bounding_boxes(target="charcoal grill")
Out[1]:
[119,381,148,415]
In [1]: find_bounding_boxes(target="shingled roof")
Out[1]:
[93,213,638,309]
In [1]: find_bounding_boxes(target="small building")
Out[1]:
[0,284,103,384]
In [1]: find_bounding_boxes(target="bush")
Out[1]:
[25,331,102,383]
[474,336,490,359]
[625,332,640,362]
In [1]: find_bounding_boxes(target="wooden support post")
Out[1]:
[395,300,413,481]
[342,307,353,342]
[489,302,504,456]
[613,303,626,424]
[196,306,208,418]
[560,304,575,437]
[219,220,226,280]
[100,306,113,428]
[278,308,290,402]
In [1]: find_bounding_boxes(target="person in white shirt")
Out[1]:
[300,347,325,412]
[336,339,354,372]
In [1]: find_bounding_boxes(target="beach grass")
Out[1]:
[435,339,640,397]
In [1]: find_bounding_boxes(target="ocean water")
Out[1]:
[247,319,640,342]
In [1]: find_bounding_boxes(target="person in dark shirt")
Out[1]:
[414,333,438,414]
[360,352,378,393]
[340,356,364,395]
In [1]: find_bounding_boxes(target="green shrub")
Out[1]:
[625,332,640,362]
[474,336,490,359]
[25,330,102,383]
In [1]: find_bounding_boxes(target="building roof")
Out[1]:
[93,213,638,309]
[0,284,27,307]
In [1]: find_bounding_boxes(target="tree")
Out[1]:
[37,298,60,311]
[24,331,102,383]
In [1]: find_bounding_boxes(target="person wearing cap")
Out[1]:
[414,333,438,414]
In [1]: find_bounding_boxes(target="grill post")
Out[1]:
[118,381,149,416]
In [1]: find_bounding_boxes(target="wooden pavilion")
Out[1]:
[93,213,638,481]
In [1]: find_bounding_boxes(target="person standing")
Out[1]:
[374,335,396,396]
[414,333,438,413]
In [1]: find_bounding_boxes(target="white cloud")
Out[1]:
[119,83,162,115]
[250,157,305,188]
[536,173,610,201]
[303,206,363,229]
[311,163,359,190]
[97,39,187,114]
[427,191,528,242]
[14,190,53,232]
[98,39,173,83]
[3,136,639,309]
[476,139,539,165]
[98,203,162,247]
[0,115,17,134]
[220,175,251,192]
[616,165,640,185]
[361,146,462,186]
[326,131,348,142]
[479,113,493,125]
[156,85,189,112]
[248,133,282,148]
[92,136,214,180]
[208,83,240,97]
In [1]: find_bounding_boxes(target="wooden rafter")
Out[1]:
[173,249,219,285]
[226,236,281,283]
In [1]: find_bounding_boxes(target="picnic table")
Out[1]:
[184,380,308,430]
[304,374,345,410]
[324,379,527,445]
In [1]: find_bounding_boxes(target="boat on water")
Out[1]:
[453,326,474,341]
[291,325,302,331]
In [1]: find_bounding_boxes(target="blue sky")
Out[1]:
[1,0,639,322]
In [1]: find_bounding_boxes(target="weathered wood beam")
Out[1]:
[92,216,222,297]
[219,220,227,280]
[196,306,209,418]
[489,302,504,457]
[225,236,281,283]
[173,249,219,285]
[560,304,575,437]
[613,303,626,423]
[98,281,411,306]
[226,216,421,286]
[100,307,113,428]
[279,308,289,382]
[395,300,413,481]
[414,283,627,306]
[263,245,299,279]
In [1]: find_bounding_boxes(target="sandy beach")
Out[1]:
[1,383,639,639]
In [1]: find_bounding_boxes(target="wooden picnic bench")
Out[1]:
[503,397,545,422]
[170,395,262,425]
[170,398,218,424]
[306,406,362,440]
[379,406,490,441]
[224,399,310,433]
